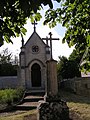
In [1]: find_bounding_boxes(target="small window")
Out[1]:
[32,45,39,53]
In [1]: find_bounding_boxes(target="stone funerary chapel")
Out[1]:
[19,23,50,91]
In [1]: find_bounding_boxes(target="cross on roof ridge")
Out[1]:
[32,21,37,32]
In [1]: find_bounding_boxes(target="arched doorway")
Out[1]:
[31,63,41,87]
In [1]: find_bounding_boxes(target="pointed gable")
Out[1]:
[24,32,47,66]
[25,32,46,47]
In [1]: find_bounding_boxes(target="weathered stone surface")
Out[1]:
[38,94,70,120]
[60,77,90,96]
[46,60,58,96]
[19,32,50,90]
[37,100,69,120]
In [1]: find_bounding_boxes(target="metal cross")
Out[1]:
[32,21,37,32]
[42,32,59,59]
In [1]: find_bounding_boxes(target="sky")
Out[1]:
[0,1,74,60]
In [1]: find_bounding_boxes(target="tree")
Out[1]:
[57,56,68,80]
[0,0,60,46]
[44,0,90,71]
[0,48,12,64]
[69,49,84,64]
[0,48,17,76]
[57,55,81,80]
[44,0,90,49]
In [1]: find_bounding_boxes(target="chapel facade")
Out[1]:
[19,26,50,91]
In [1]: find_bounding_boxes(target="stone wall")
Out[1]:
[0,76,19,89]
[60,77,90,96]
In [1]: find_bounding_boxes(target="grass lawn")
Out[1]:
[0,109,37,120]
[60,90,90,120]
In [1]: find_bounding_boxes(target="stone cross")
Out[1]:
[42,32,59,59]
[32,21,37,32]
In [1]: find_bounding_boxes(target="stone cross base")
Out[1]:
[37,59,70,120]
[46,59,58,96]
[37,99,70,120]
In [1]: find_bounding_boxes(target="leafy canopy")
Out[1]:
[0,48,18,76]
[44,0,90,72]
[57,55,81,80]
[0,48,12,64]
[44,0,90,48]
[0,0,60,46]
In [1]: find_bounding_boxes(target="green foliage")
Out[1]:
[0,0,60,46]
[0,48,18,76]
[57,56,68,80]
[0,88,24,105]
[69,49,84,66]
[0,64,17,76]
[80,48,90,73]
[57,55,81,80]
[44,0,90,71]
[44,0,90,47]
[0,48,12,64]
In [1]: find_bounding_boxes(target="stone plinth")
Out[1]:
[37,59,70,120]
[37,97,69,120]
[46,59,58,96]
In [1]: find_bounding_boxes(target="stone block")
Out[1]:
[37,100,69,120]
[46,59,58,96]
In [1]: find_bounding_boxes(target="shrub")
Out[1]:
[0,88,24,105]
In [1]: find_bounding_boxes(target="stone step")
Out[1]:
[15,102,39,110]
[15,91,45,111]
[24,95,44,102]
[25,90,45,96]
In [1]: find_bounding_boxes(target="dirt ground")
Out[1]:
[23,110,82,120]
[23,114,37,120]
[0,109,82,120]
[69,110,83,120]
